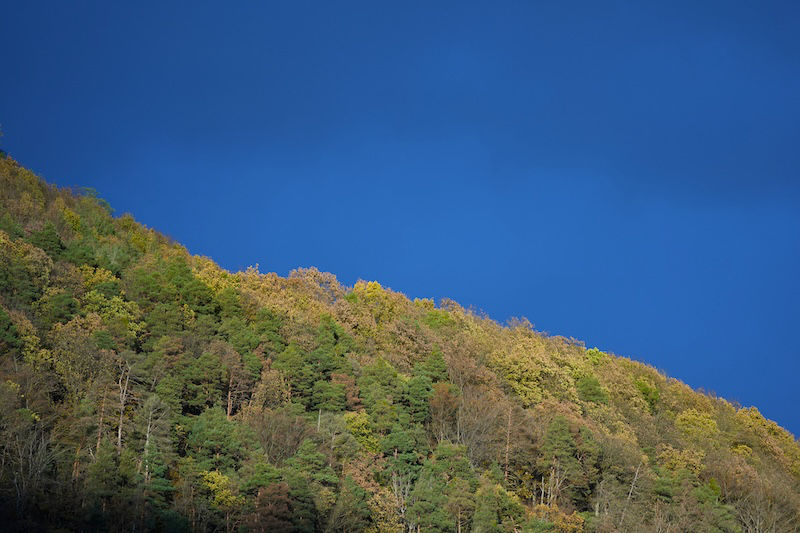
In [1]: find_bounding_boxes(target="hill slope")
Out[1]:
[0,155,798,532]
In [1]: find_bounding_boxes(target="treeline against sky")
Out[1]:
[0,155,799,532]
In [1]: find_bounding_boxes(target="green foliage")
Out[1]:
[359,357,406,433]
[404,374,433,423]
[187,407,245,471]
[62,237,97,266]
[576,374,608,404]
[0,213,24,239]
[0,307,22,356]
[252,306,286,355]
[635,377,660,413]
[539,417,600,508]
[312,380,346,412]
[36,290,79,328]
[693,481,739,532]
[414,347,449,382]
[215,286,242,319]
[472,476,525,533]
[86,440,142,526]
[177,351,227,414]
[408,443,477,532]
[381,423,429,482]
[423,309,457,330]
[82,289,143,348]
[271,318,353,411]
[282,470,318,533]
[219,316,259,355]
[273,343,317,408]
[326,476,372,532]
[28,221,64,258]
[526,518,557,532]
[0,158,798,532]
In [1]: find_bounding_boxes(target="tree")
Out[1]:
[576,374,608,404]
[380,423,429,525]
[472,476,525,533]
[0,398,55,518]
[247,483,294,532]
[414,348,448,383]
[447,478,476,533]
[28,221,64,259]
[404,374,432,424]
[201,470,243,533]
[206,340,253,418]
[134,393,172,507]
[456,385,503,466]
[325,477,371,532]
[312,381,346,412]
[430,382,459,443]
[408,443,476,532]
[0,307,22,358]
[287,439,339,489]
[537,417,599,510]
[177,349,226,415]
[245,404,312,465]
[114,349,144,450]
[3,157,800,532]
[187,407,245,471]
[273,344,316,408]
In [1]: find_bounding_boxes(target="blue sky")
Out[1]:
[2,1,799,436]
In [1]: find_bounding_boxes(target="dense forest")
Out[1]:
[0,154,798,532]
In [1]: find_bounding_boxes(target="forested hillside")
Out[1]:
[1,155,799,532]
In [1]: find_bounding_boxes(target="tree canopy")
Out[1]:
[0,154,799,531]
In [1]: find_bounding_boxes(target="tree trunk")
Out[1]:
[504,406,512,483]
[142,410,153,482]
[227,376,234,419]
[618,462,641,529]
[72,442,82,481]
[117,369,130,450]
[540,475,545,505]
[96,389,107,457]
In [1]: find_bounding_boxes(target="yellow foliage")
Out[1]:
[62,207,81,232]
[81,290,144,343]
[662,378,714,414]
[675,408,719,443]
[344,411,380,453]
[364,487,405,533]
[7,310,52,368]
[193,256,235,294]
[351,280,401,326]
[488,326,578,406]
[657,444,705,475]
[201,470,243,511]
[531,504,585,533]
[50,314,107,391]
[79,265,118,291]
[735,407,800,478]
[730,444,753,458]
[0,230,53,288]
[585,347,607,365]
[413,297,435,311]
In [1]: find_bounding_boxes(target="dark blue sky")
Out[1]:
[2,2,799,436]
